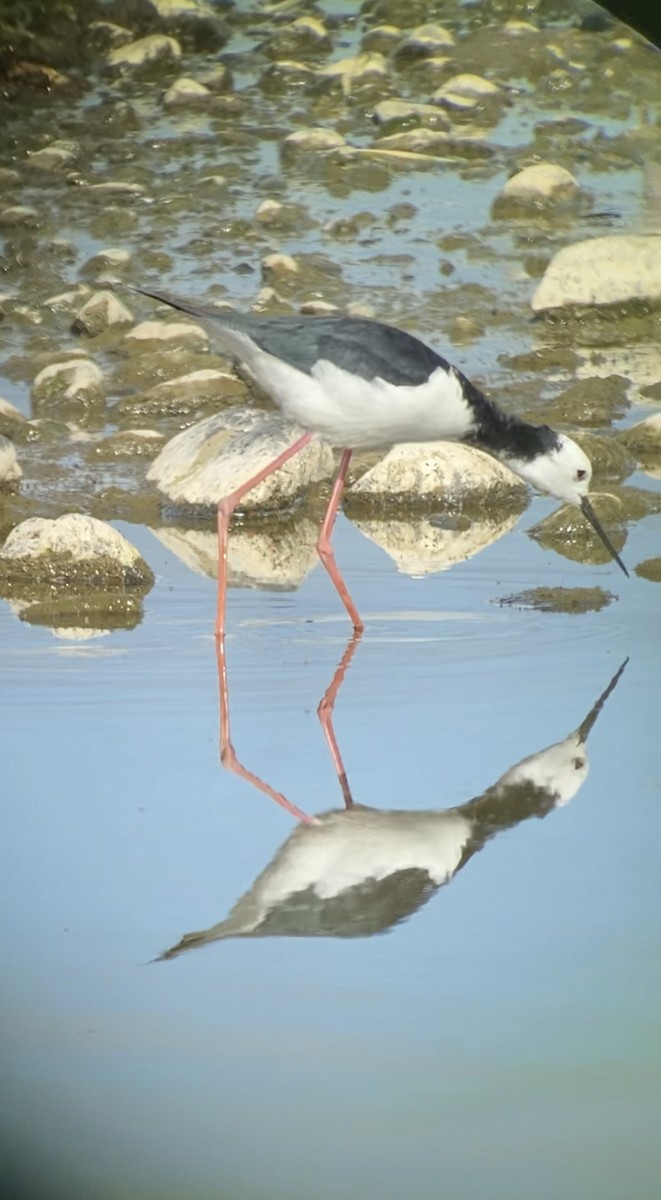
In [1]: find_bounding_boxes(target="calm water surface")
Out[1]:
[2,508,660,1200]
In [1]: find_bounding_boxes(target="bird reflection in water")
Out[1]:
[157,645,627,960]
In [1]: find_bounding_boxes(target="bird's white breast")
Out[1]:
[227,333,478,450]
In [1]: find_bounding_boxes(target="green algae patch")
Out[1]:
[528,496,626,567]
[497,586,616,614]
[0,551,154,598]
[634,558,661,583]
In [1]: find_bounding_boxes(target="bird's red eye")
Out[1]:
[576,469,587,481]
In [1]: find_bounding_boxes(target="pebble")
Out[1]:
[106,35,181,70]
[163,77,212,105]
[72,291,134,337]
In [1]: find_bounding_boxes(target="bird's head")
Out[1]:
[507,430,628,577]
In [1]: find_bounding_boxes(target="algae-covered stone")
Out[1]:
[163,77,212,106]
[26,141,80,170]
[543,375,630,427]
[573,432,635,483]
[0,436,21,486]
[618,414,661,457]
[346,442,528,513]
[106,35,181,70]
[124,319,208,350]
[0,398,29,441]
[532,235,661,313]
[94,430,165,459]
[282,127,347,153]
[147,408,334,510]
[32,359,105,410]
[116,368,246,420]
[497,586,616,614]
[0,514,154,595]
[528,496,627,567]
[493,163,580,216]
[316,52,388,94]
[72,291,134,337]
[634,557,661,582]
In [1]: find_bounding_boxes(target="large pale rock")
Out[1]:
[495,163,579,211]
[0,435,21,485]
[106,35,181,69]
[147,408,334,510]
[0,514,153,592]
[433,73,503,110]
[618,414,661,457]
[532,235,661,312]
[32,359,104,407]
[352,511,520,576]
[0,397,28,439]
[151,519,320,590]
[347,442,527,509]
[396,24,455,55]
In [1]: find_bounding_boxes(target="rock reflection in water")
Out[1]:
[157,646,627,959]
[351,511,520,576]
[150,518,320,590]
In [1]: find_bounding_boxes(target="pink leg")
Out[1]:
[215,636,314,824]
[317,630,363,809]
[316,449,363,631]
[214,432,312,638]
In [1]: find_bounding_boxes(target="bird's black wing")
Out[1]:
[129,287,452,388]
[247,316,453,387]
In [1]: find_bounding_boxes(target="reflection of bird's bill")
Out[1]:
[576,657,629,744]
[580,496,628,577]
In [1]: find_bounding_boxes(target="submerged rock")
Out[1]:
[532,235,661,313]
[528,496,627,567]
[634,557,661,582]
[116,368,246,419]
[162,77,212,105]
[147,408,334,510]
[0,514,154,594]
[493,163,580,214]
[282,127,347,154]
[497,586,616,614]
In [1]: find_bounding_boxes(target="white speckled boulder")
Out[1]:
[532,235,661,312]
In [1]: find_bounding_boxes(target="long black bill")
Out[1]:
[580,496,629,577]
[576,657,629,744]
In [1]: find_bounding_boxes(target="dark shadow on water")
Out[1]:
[156,645,628,960]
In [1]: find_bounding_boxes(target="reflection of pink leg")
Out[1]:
[216,636,313,824]
[316,449,363,631]
[214,432,313,638]
[317,631,363,809]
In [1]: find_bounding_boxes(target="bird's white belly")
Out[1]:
[249,350,477,450]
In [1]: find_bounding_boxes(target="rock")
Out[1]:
[264,16,331,57]
[618,414,661,457]
[351,511,520,576]
[124,319,208,350]
[494,163,580,214]
[282,127,347,153]
[81,247,132,274]
[531,235,661,313]
[151,519,320,590]
[0,206,39,228]
[0,398,29,440]
[163,77,211,105]
[197,63,232,92]
[26,140,80,170]
[528,496,627,567]
[71,291,134,337]
[43,285,92,312]
[0,514,154,594]
[106,35,181,70]
[346,443,528,511]
[433,74,502,103]
[316,52,388,94]
[87,181,146,196]
[373,129,493,159]
[0,436,21,486]
[142,0,228,48]
[116,368,245,418]
[94,430,165,459]
[361,25,402,53]
[32,360,104,409]
[147,408,334,510]
[372,99,449,127]
[634,557,661,583]
[395,24,455,57]
[261,253,299,282]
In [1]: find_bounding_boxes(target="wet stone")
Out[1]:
[147,407,334,512]
[346,443,528,514]
[71,291,134,337]
[394,24,455,61]
[634,557,661,583]
[26,141,80,170]
[32,359,105,411]
[618,414,661,457]
[0,436,22,487]
[532,235,661,313]
[497,586,616,614]
[528,497,627,568]
[93,430,165,459]
[316,52,388,95]
[493,163,580,216]
[106,34,182,70]
[124,319,208,351]
[0,398,29,441]
[543,376,630,428]
[0,206,40,229]
[573,433,635,484]
[115,368,246,420]
[0,514,154,597]
[282,128,347,154]
[162,77,212,105]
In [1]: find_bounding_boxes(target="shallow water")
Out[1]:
[2,0,661,1197]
